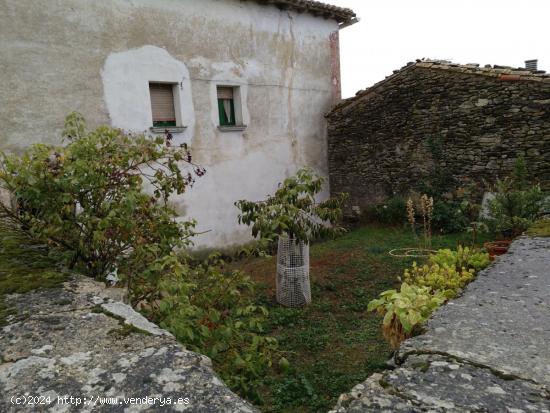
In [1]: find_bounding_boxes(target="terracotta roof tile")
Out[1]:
[245,0,356,24]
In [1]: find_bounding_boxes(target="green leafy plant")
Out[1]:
[368,283,446,349]
[485,157,548,238]
[147,253,280,403]
[0,112,204,283]
[362,196,407,225]
[401,262,475,299]
[0,113,281,402]
[235,168,347,243]
[429,246,490,272]
[431,200,469,234]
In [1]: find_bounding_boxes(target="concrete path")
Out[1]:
[331,237,550,412]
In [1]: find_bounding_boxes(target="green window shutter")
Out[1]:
[218,99,226,125]
[229,99,236,125]
[218,98,236,126]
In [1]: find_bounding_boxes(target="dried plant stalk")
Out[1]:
[420,194,434,250]
[407,197,416,238]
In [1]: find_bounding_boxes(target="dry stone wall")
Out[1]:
[327,62,550,211]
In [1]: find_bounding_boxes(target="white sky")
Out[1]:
[331,0,550,98]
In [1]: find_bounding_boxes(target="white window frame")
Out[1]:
[216,84,247,132]
[149,81,187,133]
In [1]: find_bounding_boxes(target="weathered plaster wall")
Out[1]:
[326,65,550,212]
[0,0,339,248]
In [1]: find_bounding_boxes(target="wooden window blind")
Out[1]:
[217,87,234,100]
[149,83,176,127]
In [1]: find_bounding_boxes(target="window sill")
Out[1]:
[217,125,247,132]
[150,126,187,134]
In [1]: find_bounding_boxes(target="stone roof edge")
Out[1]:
[244,0,356,25]
[328,59,550,116]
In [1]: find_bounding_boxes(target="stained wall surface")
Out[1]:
[0,0,339,248]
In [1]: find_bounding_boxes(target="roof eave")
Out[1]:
[339,16,359,29]
[245,0,357,26]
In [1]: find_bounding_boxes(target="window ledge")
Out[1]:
[150,126,187,134]
[217,125,247,132]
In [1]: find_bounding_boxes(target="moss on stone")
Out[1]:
[107,323,153,338]
[527,219,550,237]
[0,220,68,326]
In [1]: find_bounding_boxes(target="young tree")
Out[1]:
[235,168,347,307]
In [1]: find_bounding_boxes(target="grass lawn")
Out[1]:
[229,224,487,412]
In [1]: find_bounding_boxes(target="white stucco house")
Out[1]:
[0,0,356,248]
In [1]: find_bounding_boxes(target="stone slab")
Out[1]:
[331,237,550,412]
[0,275,258,412]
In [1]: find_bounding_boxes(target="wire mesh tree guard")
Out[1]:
[276,235,311,308]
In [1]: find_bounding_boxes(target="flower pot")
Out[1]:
[484,240,512,261]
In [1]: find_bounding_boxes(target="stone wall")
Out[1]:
[326,62,550,211]
[0,274,258,412]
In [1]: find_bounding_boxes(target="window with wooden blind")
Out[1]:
[149,83,177,127]
[217,86,236,126]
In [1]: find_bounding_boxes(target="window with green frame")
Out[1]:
[217,86,236,126]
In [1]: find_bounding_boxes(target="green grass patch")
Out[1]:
[230,224,487,412]
[0,220,68,326]
[527,218,550,237]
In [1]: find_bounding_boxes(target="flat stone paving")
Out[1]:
[0,275,258,412]
[331,236,550,412]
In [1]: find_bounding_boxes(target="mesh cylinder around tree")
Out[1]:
[276,236,311,307]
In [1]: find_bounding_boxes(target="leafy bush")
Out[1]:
[429,246,490,272]
[401,262,475,299]
[362,196,407,225]
[367,283,446,349]
[235,168,347,243]
[485,179,546,238]
[0,113,279,402]
[431,200,469,233]
[146,253,279,402]
[0,113,203,282]
[485,157,548,238]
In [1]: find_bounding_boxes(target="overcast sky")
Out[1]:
[331,0,550,98]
